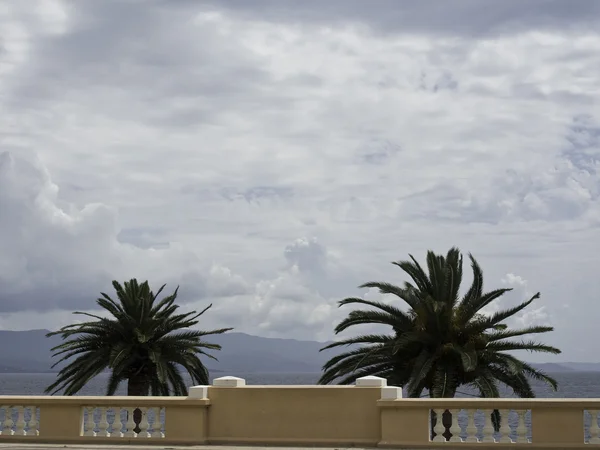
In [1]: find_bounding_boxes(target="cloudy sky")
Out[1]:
[1,0,599,362]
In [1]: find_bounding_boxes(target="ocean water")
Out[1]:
[0,372,322,395]
[0,371,600,396]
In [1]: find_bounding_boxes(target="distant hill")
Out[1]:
[556,362,600,372]
[530,362,574,373]
[0,329,334,374]
[0,329,595,374]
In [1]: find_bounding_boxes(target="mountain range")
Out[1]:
[0,329,331,374]
[0,329,597,374]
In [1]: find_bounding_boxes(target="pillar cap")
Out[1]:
[213,376,246,387]
[188,385,209,399]
[355,376,387,387]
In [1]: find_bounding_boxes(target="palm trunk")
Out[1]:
[430,405,502,440]
[430,409,453,441]
[429,388,457,441]
[127,374,150,434]
[491,409,501,433]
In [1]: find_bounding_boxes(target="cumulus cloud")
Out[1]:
[284,238,328,273]
[0,149,345,338]
[500,273,550,328]
[0,0,599,360]
[0,150,251,312]
[502,273,528,290]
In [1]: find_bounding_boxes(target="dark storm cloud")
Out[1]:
[0,275,214,313]
[192,0,600,37]
[564,115,600,173]
[6,0,273,117]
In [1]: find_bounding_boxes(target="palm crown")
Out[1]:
[46,279,231,396]
[319,248,561,398]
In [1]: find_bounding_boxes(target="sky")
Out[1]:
[0,0,599,362]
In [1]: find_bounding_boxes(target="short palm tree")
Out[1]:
[319,248,560,438]
[46,279,231,397]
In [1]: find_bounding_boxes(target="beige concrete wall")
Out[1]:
[206,386,382,446]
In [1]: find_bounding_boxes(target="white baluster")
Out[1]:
[432,409,446,442]
[97,407,109,437]
[149,407,163,438]
[481,409,495,443]
[83,407,96,437]
[589,410,600,444]
[137,407,150,437]
[124,407,136,437]
[26,406,39,436]
[449,409,462,442]
[498,409,512,443]
[515,409,528,443]
[14,406,26,436]
[2,406,14,436]
[464,409,478,442]
[111,407,123,438]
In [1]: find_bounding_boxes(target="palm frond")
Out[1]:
[486,326,554,342]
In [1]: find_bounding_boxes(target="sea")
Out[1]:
[1,371,600,397]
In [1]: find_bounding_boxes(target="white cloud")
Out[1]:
[284,237,328,273]
[515,306,549,329]
[0,150,251,311]
[500,273,552,328]
[0,0,599,361]
[0,149,344,339]
[502,273,528,290]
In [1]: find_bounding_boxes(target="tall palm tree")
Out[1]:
[46,278,231,396]
[318,248,560,438]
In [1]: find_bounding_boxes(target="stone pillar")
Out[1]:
[355,375,402,400]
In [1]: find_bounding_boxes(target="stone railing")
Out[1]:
[0,375,599,448]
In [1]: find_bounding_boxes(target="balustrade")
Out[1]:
[81,406,165,438]
[430,408,531,443]
[0,405,39,436]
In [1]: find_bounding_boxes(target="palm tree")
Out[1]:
[319,248,560,439]
[46,279,231,431]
